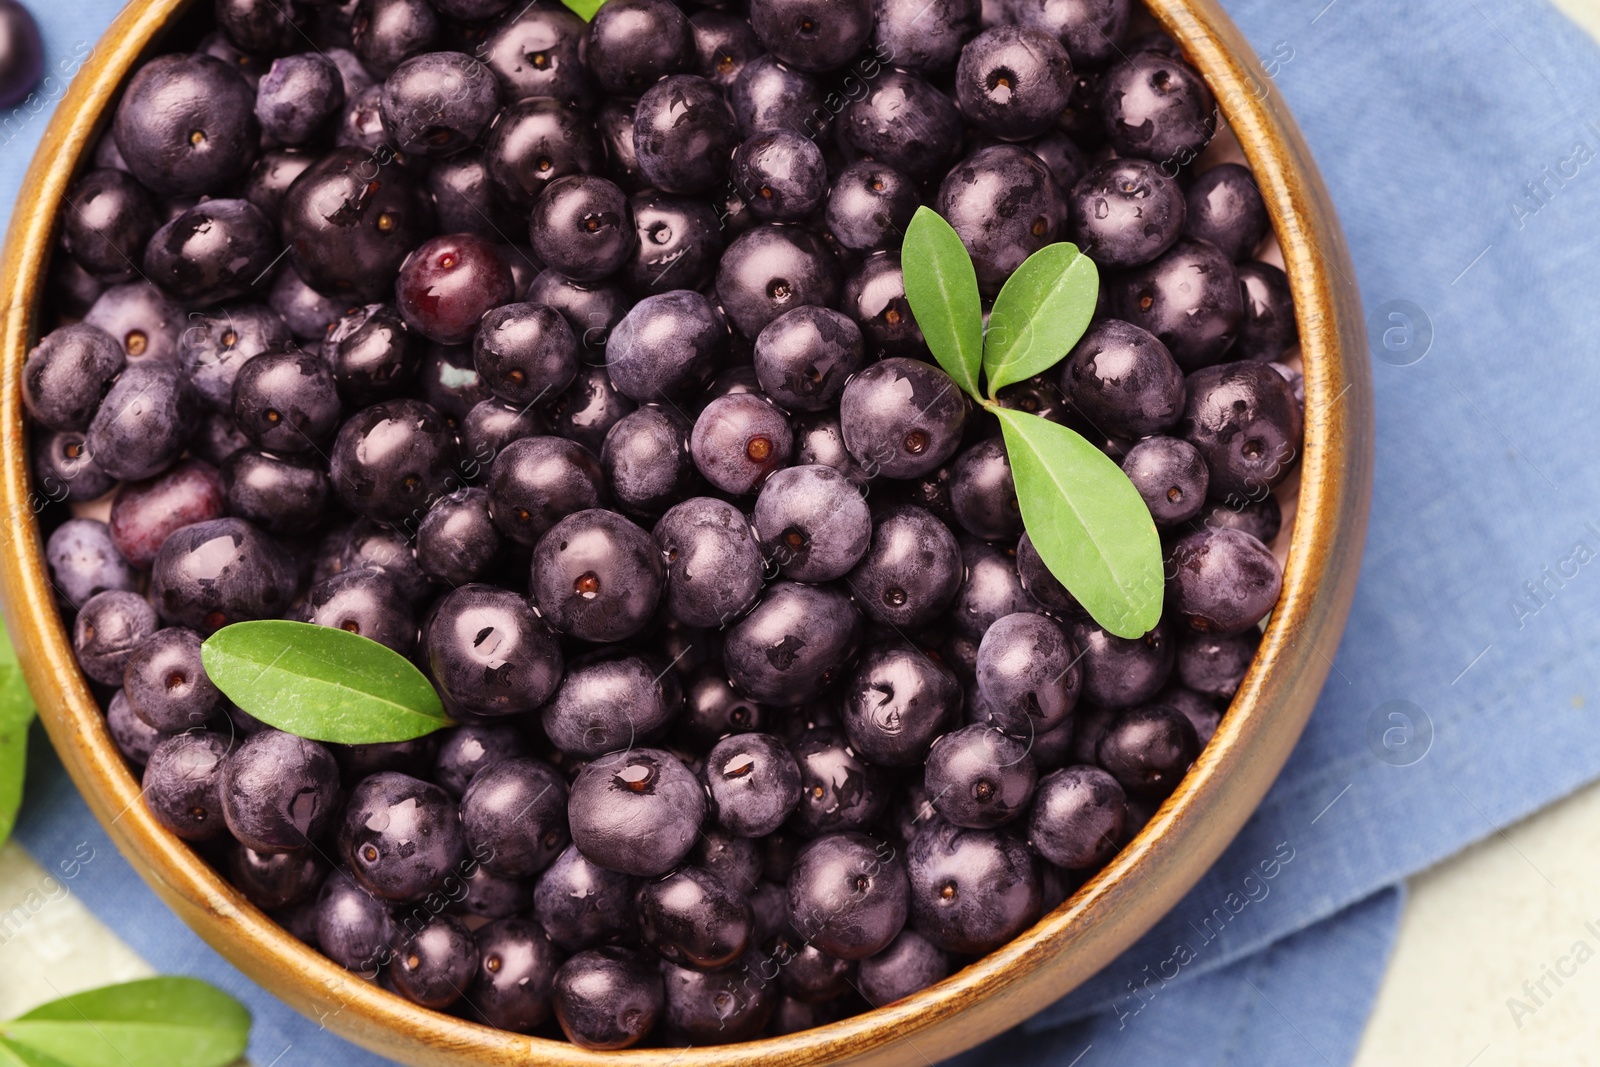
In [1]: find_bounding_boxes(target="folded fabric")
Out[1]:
[12,0,1600,1065]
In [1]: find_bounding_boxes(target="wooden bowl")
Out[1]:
[0,1,1372,1063]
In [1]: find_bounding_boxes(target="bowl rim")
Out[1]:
[0,1,1373,1064]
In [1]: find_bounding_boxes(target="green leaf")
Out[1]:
[1,978,249,1067]
[901,206,984,402]
[983,242,1099,396]
[201,620,450,744]
[0,1037,74,1067]
[560,0,606,19]
[0,628,37,849]
[996,408,1164,639]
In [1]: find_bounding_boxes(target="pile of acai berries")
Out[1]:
[30,0,1302,1048]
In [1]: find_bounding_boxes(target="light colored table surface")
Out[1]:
[6,2,1600,1064]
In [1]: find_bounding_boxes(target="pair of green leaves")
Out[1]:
[559,0,606,19]
[902,206,1163,639]
[0,979,248,1067]
[0,628,36,850]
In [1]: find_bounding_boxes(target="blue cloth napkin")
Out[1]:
[13,0,1600,1064]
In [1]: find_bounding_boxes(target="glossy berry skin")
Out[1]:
[392,914,478,1010]
[1122,435,1208,525]
[46,519,136,610]
[462,399,542,465]
[951,537,1033,642]
[1062,319,1185,438]
[607,290,725,403]
[975,612,1081,736]
[841,358,969,481]
[255,54,344,147]
[753,465,872,583]
[937,145,1065,296]
[787,832,907,960]
[542,651,681,758]
[461,757,569,878]
[219,729,341,854]
[1177,629,1258,699]
[428,724,526,802]
[632,75,739,196]
[587,0,693,95]
[1185,163,1268,262]
[840,69,964,182]
[660,952,775,1042]
[314,878,392,973]
[1177,360,1302,498]
[395,234,515,345]
[1028,765,1127,868]
[349,0,441,77]
[858,930,951,1007]
[337,520,433,605]
[714,224,840,340]
[1192,494,1282,545]
[113,54,257,197]
[689,393,794,496]
[653,497,766,628]
[106,459,224,572]
[905,818,1039,954]
[787,728,891,835]
[624,191,723,296]
[232,349,342,454]
[847,505,964,628]
[1234,261,1298,362]
[679,671,768,748]
[380,51,499,158]
[1167,527,1282,637]
[873,0,979,72]
[320,304,420,407]
[950,437,1021,541]
[62,169,157,280]
[831,165,921,261]
[486,435,606,545]
[1096,703,1200,797]
[531,508,663,643]
[473,302,578,407]
[601,406,697,518]
[725,582,862,706]
[328,399,461,526]
[753,307,864,413]
[729,55,826,139]
[227,843,326,912]
[143,731,233,843]
[750,0,872,72]
[705,732,802,838]
[426,585,564,716]
[86,361,193,482]
[280,149,434,303]
[554,947,664,1050]
[1099,49,1215,165]
[33,428,114,504]
[1068,158,1186,269]
[0,0,40,109]
[955,26,1073,141]
[121,627,220,734]
[301,569,415,654]
[568,748,706,877]
[339,772,468,902]
[484,98,602,212]
[85,281,184,365]
[73,591,158,687]
[416,488,503,586]
[924,724,1037,828]
[794,413,870,486]
[480,4,591,105]
[22,324,123,433]
[534,844,639,951]
[268,267,347,343]
[152,518,295,632]
[639,865,753,971]
[530,175,637,284]
[841,643,961,767]
[1071,619,1173,709]
[466,918,561,1032]
[1113,238,1243,371]
[180,304,294,412]
[731,130,827,223]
